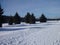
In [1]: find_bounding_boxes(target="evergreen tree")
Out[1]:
[14,12,21,24]
[8,16,13,25]
[24,12,31,23]
[24,12,36,24]
[0,5,3,27]
[29,13,36,24]
[39,14,47,22]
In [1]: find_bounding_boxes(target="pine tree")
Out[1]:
[39,14,47,22]
[24,12,36,24]
[24,12,31,23]
[29,13,36,24]
[0,5,3,27]
[14,12,21,24]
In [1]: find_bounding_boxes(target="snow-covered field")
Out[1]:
[0,21,60,45]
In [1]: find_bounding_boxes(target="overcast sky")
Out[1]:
[0,0,60,18]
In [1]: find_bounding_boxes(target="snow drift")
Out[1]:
[0,21,60,45]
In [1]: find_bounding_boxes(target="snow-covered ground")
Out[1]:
[0,21,60,45]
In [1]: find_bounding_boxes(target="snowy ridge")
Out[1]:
[0,21,60,45]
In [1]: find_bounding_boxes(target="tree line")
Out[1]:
[0,5,47,27]
[0,5,60,27]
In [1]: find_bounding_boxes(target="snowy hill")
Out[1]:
[0,21,60,45]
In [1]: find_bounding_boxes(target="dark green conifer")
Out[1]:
[0,5,3,27]
[24,12,31,23]
[14,12,21,24]
[39,14,47,22]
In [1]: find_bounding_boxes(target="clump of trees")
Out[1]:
[39,14,47,22]
[24,12,36,24]
[8,12,21,25]
[0,5,3,27]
